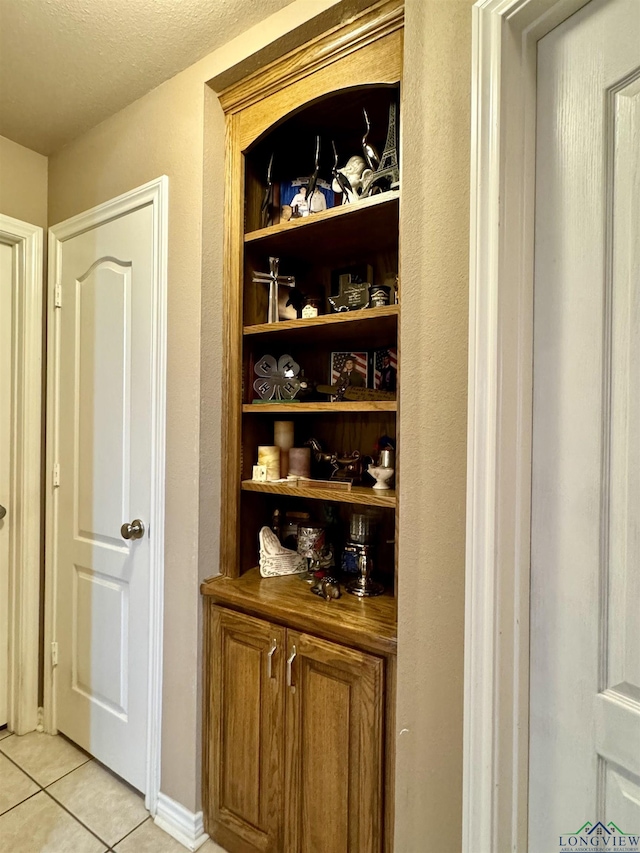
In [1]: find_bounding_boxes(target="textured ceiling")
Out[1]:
[0,0,295,155]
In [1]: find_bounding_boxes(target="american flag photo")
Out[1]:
[372,347,398,392]
[330,351,369,386]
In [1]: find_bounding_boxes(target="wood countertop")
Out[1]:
[201,567,397,657]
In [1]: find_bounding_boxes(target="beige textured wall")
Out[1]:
[0,135,48,227]
[395,0,472,850]
[47,0,352,813]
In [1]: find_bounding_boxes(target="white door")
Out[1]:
[51,202,156,792]
[530,0,640,847]
[0,239,13,728]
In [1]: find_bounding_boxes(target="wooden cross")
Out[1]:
[252,256,295,324]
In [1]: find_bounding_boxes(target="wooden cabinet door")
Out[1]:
[284,631,385,853]
[208,606,285,852]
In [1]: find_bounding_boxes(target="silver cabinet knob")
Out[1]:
[0,505,5,520]
[121,519,145,540]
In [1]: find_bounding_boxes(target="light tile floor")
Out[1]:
[0,729,220,852]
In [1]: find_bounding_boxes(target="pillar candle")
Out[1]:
[274,420,294,449]
[288,447,311,478]
[258,445,280,481]
[274,421,294,476]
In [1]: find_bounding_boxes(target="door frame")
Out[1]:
[0,213,43,735]
[463,0,594,850]
[43,176,168,815]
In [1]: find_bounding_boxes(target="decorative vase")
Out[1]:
[367,464,394,490]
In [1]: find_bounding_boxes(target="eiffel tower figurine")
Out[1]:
[362,101,400,197]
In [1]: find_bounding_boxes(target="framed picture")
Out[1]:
[280,178,335,221]
[371,347,397,393]
[330,352,369,391]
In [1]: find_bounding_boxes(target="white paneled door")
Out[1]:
[50,198,158,793]
[0,240,13,728]
[530,0,640,847]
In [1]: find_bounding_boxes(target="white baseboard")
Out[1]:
[154,792,216,851]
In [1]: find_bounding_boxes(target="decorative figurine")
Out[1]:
[305,437,366,484]
[331,154,371,204]
[362,108,381,171]
[284,286,306,319]
[305,135,321,208]
[311,569,341,600]
[260,152,275,229]
[253,354,301,400]
[259,527,307,577]
[331,140,354,200]
[253,257,296,323]
[361,101,400,197]
[320,577,341,600]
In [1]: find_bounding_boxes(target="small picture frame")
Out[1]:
[330,352,369,392]
[280,178,335,221]
[371,347,398,393]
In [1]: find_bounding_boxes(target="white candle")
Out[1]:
[258,446,280,481]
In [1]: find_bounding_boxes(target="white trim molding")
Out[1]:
[0,214,43,735]
[463,1,591,851]
[154,793,213,851]
[43,176,168,815]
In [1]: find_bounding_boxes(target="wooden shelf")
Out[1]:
[244,192,399,264]
[244,305,398,349]
[246,192,399,243]
[201,567,397,657]
[241,479,396,508]
[243,401,397,413]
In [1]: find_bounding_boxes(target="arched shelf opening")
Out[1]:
[244,83,400,234]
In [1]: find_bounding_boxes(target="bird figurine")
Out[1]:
[306,135,321,205]
[260,152,274,229]
[331,140,353,199]
[362,108,380,171]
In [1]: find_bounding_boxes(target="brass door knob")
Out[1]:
[0,504,6,520]
[121,519,145,540]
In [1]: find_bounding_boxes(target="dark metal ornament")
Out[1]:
[331,140,353,198]
[306,136,321,206]
[253,354,301,400]
[362,101,400,197]
[260,152,274,229]
[362,108,380,171]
